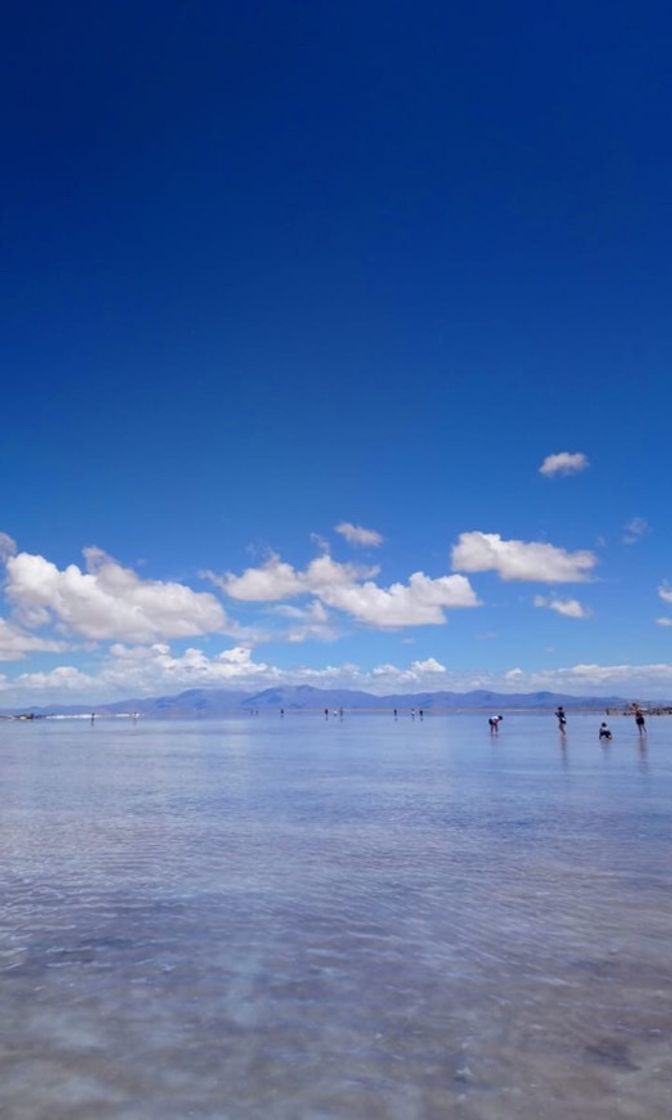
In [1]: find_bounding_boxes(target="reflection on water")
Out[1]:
[1,714,671,1119]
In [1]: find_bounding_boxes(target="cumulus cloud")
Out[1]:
[208,552,479,627]
[13,665,95,692]
[5,643,274,702]
[656,618,672,627]
[2,656,434,703]
[659,584,672,604]
[0,533,17,561]
[318,571,479,626]
[623,517,649,545]
[205,554,377,602]
[451,532,596,583]
[1,647,457,704]
[502,662,672,694]
[533,595,591,619]
[6,645,672,706]
[411,657,445,673]
[539,452,589,477]
[6,547,229,642]
[373,656,446,677]
[431,661,672,697]
[0,618,71,661]
[334,522,384,547]
[271,600,339,643]
[103,642,269,689]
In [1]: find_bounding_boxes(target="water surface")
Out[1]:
[1,714,670,1119]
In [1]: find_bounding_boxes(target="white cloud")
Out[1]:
[500,662,672,695]
[0,618,71,661]
[205,554,377,603]
[623,517,649,545]
[318,571,479,626]
[13,665,95,692]
[369,658,447,688]
[335,522,384,547]
[0,532,17,561]
[103,642,269,689]
[410,657,446,673]
[309,532,330,554]
[534,595,591,619]
[656,618,672,627]
[5,643,672,705]
[539,452,589,477]
[6,548,229,642]
[206,555,305,600]
[0,645,270,704]
[271,600,339,643]
[209,552,478,627]
[452,532,596,583]
[657,584,672,604]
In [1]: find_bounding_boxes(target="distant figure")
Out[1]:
[90,712,96,725]
[324,708,329,720]
[393,708,398,719]
[280,708,284,718]
[419,709,424,720]
[489,715,503,733]
[338,708,343,719]
[410,708,416,720]
[599,722,612,742]
[634,706,647,734]
[555,706,567,732]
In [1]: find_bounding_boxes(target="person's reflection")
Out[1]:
[637,737,649,773]
[559,735,569,769]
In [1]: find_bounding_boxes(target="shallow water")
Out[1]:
[1,713,670,1119]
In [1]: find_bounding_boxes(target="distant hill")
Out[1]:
[0,684,645,719]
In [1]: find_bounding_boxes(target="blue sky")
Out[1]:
[2,1,672,703]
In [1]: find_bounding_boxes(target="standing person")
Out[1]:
[599,722,612,741]
[555,706,567,732]
[634,706,647,734]
[393,708,398,720]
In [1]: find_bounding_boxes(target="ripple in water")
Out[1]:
[1,714,671,1119]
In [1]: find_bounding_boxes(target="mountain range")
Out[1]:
[0,684,644,719]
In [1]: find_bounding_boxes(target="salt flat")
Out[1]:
[1,714,670,1119]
